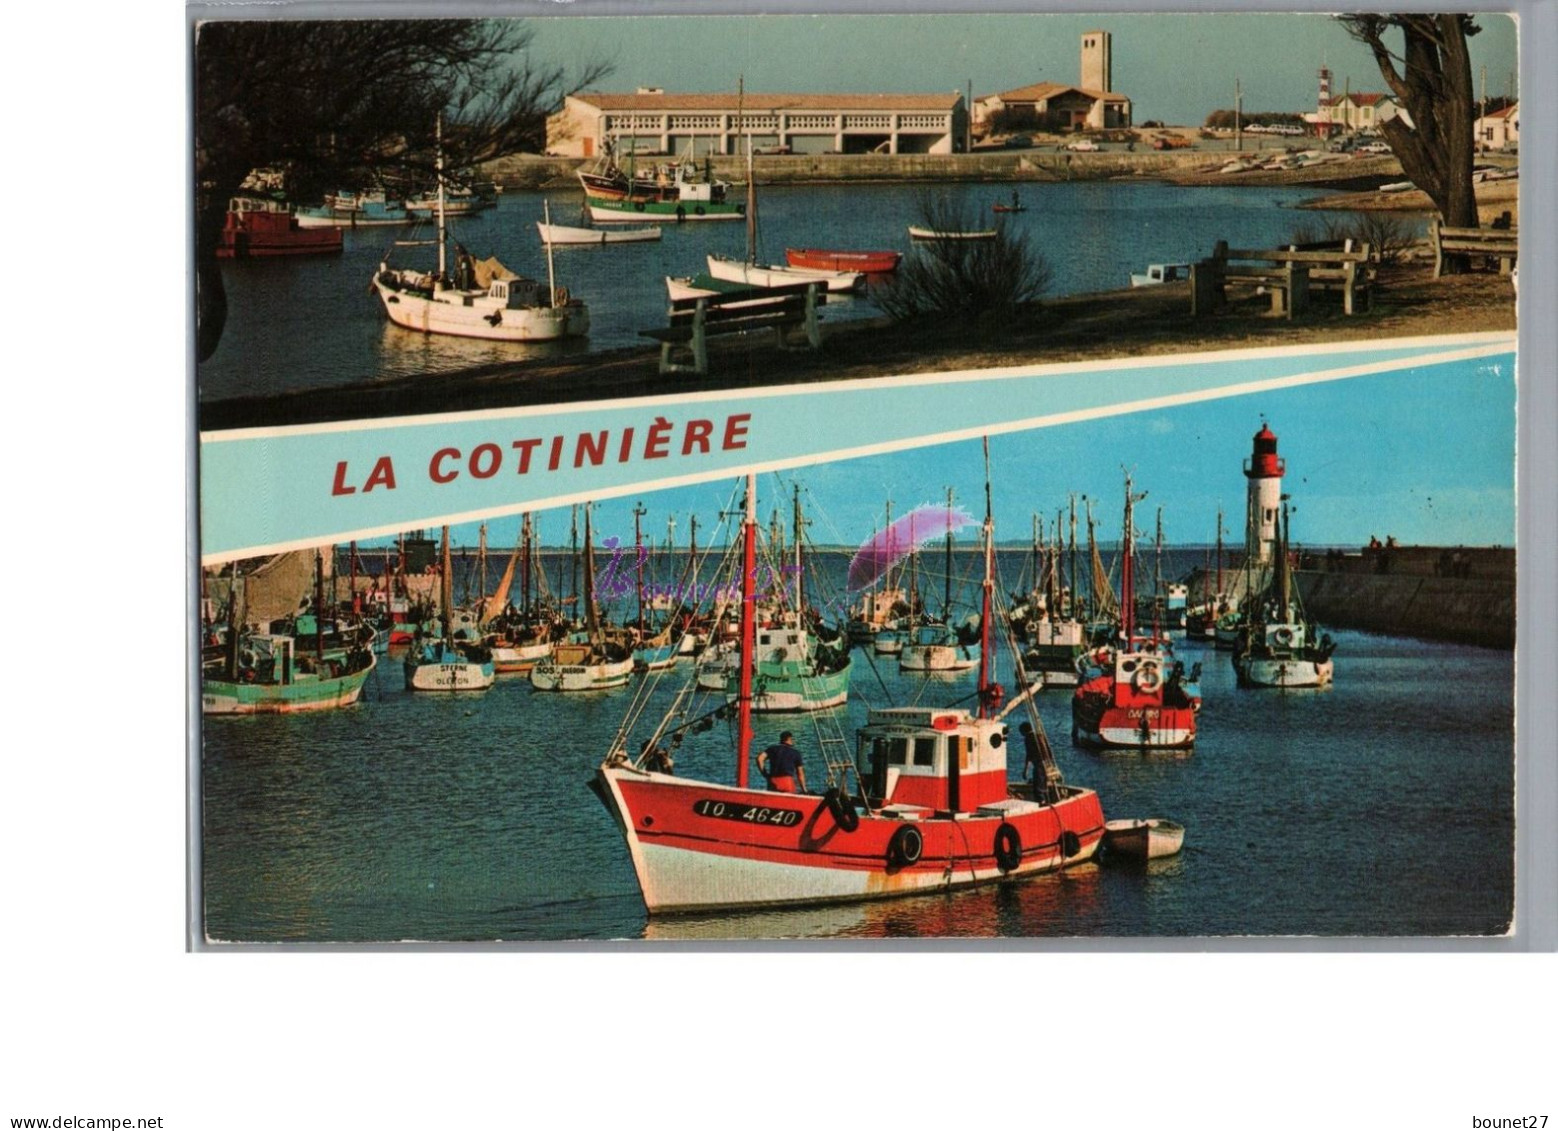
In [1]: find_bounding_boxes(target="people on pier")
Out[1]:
[758,731,808,794]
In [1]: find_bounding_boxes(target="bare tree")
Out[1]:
[194,19,612,361]
[1338,15,1480,232]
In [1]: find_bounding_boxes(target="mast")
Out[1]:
[1215,506,1225,604]
[1030,514,1041,603]
[792,482,804,624]
[688,514,699,603]
[225,559,241,681]
[477,523,488,611]
[633,501,647,635]
[1069,495,1078,620]
[977,440,995,717]
[314,549,326,661]
[569,504,580,611]
[439,526,453,646]
[740,75,757,266]
[583,504,601,644]
[1277,501,1293,623]
[543,199,558,305]
[944,487,954,620]
[348,540,359,614]
[521,513,532,618]
[1121,475,1143,650]
[736,475,757,789]
[435,113,447,281]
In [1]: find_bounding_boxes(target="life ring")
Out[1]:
[887,825,923,869]
[1134,660,1162,694]
[675,205,686,223]
[694,205,706,216]
[824,787,859,832]
[993,823,1022,873]
[1060,830,1082,858]
[1274,626,1294,645]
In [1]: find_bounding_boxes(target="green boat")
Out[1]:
[202,634,376,715]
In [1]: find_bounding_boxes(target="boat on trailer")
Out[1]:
[592,453,1113,915]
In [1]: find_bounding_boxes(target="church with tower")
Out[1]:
[972,30,1133,135]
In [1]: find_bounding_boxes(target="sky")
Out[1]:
[528,12,1520,126]
[407,352,1514,557]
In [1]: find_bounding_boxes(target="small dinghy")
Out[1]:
[1103,818,1185,860]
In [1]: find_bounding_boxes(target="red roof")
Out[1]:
[1328,92,1393,107]
[991,82,1129,104]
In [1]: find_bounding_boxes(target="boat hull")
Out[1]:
[736,661,852,713]
[202,659,374,715]
[1103,818,1185,860]
[491,640,554,673]
[784,248,901,274]
[537,222,661,245]
[373,278,589,342]
[594,768,1105,914]
[1071,697,1196,749]
[899,643,979,672]
[404,658,496,691]
[587,197,745,223]
[1234,655,1334,688]
[705,256,861,292]
[530,657,636,692]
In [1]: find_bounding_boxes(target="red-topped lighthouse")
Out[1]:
[1243,421,1286,564]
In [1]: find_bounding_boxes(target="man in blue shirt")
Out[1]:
[757,731,808,793]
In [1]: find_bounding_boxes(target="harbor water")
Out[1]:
[199,549,1513,942]
[197,180,1403,403]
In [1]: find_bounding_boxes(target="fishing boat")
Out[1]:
[1130,262,1191,287]
[580,145,745,223]
[1232,501,1337,689]
[404,184,494,218]
[591,459,1110,915]
[216,195,344,259]
[530,505,636,692]
[480,515,562,674]
[785,248,901,274]
[537,221,661,245]
[1071,476,1199,749]
[1015,505,1088,688]
[1103,818,1185,860]
[898,489,980,674]
[295,188,415,228]
[625,503,681,673]
[992,192,1027,214]
[372,121,589,343]
[201,553,376,715]
[404,527,496,692]
[908,225,997,241]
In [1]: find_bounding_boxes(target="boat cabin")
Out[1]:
[753,626,812,664]
[855,707,1011,814]
[488,277,547,309]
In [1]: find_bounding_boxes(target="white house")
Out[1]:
[1475,103,1518,150]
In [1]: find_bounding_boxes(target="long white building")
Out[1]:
[547,89,969,159]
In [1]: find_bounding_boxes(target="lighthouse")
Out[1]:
[1243,422,1285,564]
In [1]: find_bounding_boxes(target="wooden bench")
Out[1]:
[640,280,826,376]
[1429,219,1518,277]
[1192,241,1374,319]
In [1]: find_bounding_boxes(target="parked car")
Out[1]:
[1065,138,1100,152]
[1152,134,1193,150]
[1003,135,1034,149]
[1357,141,1391,154]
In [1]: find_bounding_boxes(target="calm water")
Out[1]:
[198,180,1374,403]
[199,550,1514,942]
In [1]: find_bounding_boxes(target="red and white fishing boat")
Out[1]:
[592,461,1107,915]
[1071,476,1199,749]
[784,248,902,274]
[216,195,344,259]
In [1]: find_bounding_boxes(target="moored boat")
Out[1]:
[908,225,997,241]
[202,634,375,715]
[529,504,635,692]
[217,195,344,259]
[403,527,496,692]
[1232,501,1336,689]
[784,248,901,274]
[1103,818,1185,860]
[1130,262,1191,287]
[537,221,661,245]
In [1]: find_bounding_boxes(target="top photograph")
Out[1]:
[193,12,1519,431]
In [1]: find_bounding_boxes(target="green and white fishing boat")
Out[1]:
[202,633,376,715]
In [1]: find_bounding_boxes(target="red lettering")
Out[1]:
[723,413,752,450]
[331,461,356,496]
[469,443,502,479]
[644,416,672,460]
[682,419,714,455]
[575,431,608,468]
[429,448,461,484]
[511,438,541,474]
[363,456,396,492]
[617,427,635,463]
[547,435,564,471]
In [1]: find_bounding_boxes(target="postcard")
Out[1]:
[192,11,1520,944]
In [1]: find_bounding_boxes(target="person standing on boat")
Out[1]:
[1020,722,1044,801]
[758,732,808,794]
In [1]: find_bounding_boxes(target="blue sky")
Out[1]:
[417,354,1514,555]
[529,13,1519,127]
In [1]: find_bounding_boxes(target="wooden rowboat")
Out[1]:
[785,248,902,274]
[537,221,661,245]
[908,225,997,241]
[1103,818,1186,860]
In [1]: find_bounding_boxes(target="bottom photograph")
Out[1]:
[197,369,1514,942]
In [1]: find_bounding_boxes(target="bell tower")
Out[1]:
[1081,30,1112,92]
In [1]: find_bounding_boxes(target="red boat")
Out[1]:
[217,196,343,259]
[784,248,901,274]
[593,461,1108,915]
[1071,475,1199,749]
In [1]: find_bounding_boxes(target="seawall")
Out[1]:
[1293,570,1514,649]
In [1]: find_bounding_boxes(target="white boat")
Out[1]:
[1103,818,1185,860]
[402,527,497,693]
[528,505,636,693]
[371,122,589,343]
[1378,180,1416,193]
[899,622,980,672]
[1130,262,1192,287]
[908,225,997,241]
[537,221,661,245]
[705,254,862,292]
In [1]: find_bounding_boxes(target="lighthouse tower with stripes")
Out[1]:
[1244,422,1285,564]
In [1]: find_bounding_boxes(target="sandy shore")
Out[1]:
[201,260,1516,431]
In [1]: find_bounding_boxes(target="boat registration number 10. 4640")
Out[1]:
[693,799,804,827]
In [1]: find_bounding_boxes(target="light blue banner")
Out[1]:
[199,335,1514,561]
